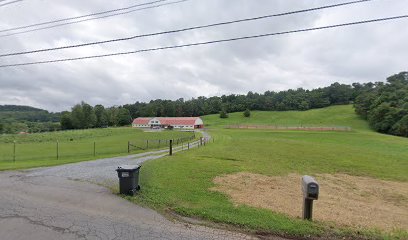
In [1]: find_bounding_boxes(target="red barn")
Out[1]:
[132,117,204,129]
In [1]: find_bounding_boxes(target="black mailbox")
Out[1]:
[302,175,319,200]
[301,175,319,220]
[116,165,141,196]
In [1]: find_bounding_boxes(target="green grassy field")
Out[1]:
[133,105,408,239]
[204,105,370,131]
[0,127,194,171]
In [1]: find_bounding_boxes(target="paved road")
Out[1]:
[0,135,285,240]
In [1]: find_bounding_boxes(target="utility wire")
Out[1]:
[0,0,372,57]
[0,0,23,7]
[1,15,406,68]
[0,0,168,33]
[0,0,188,38]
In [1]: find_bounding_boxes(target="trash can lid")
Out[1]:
[116,165,141,171]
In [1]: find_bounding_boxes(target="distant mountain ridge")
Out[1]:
[0,105,60,134]
[0,105,47,112]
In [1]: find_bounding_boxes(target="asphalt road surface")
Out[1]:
[0,136,287,240]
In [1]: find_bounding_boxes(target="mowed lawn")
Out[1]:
[0,127,194,171]
[135,105,408,239]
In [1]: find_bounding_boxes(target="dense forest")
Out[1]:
[354,72,408,137]
[122,81,357,118]
[0,105,60,134]
[2,72,406,137]
[60,103,132,130]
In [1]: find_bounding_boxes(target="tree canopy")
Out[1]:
[354,72,408,137]
[60,103,131,130]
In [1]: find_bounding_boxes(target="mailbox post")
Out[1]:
[301,175,319,220]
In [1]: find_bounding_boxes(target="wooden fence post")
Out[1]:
[93,142,96,157]
[56,141,59,160]
[146,140,149,149]
[128,141,130,153]
[169,140,173,156]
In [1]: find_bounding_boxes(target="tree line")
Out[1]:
[7,71,403,138]
[122,82,356,118]
[354,72,408,137]
[59,82,357,130]
[60,102,132,130]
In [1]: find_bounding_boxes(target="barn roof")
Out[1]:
[132,118,151,125]
[156,117,201,125]
[133,117,203,126]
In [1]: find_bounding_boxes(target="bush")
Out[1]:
[219,110,229,118]
[243,109,251,117]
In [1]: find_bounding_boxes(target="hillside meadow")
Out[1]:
[133,105,408,239]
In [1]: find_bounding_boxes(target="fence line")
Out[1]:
[128,134,196,152]
[1,133,197,163]
[168,136,212,156]
[225,125,352,131]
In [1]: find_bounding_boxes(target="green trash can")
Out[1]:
[116,165,141,196]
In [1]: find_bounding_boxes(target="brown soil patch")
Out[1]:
[211,172,408,231]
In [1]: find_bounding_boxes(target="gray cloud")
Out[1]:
[0,0,407,111]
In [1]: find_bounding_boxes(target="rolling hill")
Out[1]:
[0,105,60,134]
[202,105,370,131]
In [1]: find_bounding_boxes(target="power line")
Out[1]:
[0,0,189,38]
[0,0,168,33]
[0,0,23,7]
[1,15,406,68]
[0,0,372,57]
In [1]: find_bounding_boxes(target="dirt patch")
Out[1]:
[211,172,408,231]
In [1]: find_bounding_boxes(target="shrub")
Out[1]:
[220,110,229,118]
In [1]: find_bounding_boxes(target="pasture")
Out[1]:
[0,127,194,171]
[134,105,408,239]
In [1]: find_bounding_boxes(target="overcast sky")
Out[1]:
[0,0,407,112]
